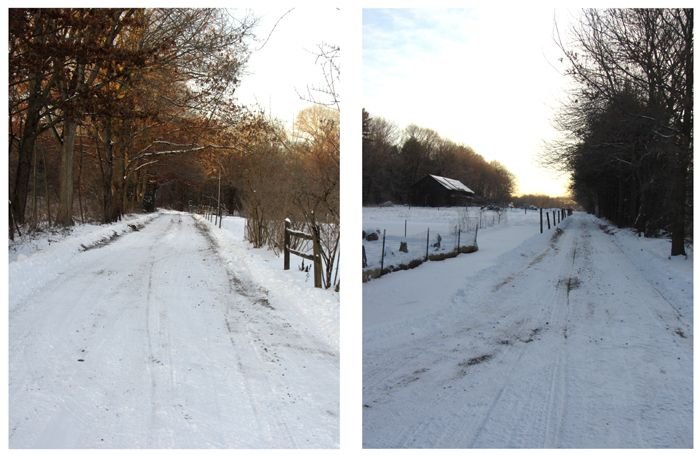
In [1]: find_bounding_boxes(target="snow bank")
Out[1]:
[193,214,339,351]
[9,212,161,312]
[592,218,693,330]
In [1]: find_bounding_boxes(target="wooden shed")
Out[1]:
[410,174,475,207]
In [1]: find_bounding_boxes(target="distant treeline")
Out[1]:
[512,194,578,210]
[362,109,515,206]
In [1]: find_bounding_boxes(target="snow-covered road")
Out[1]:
[363,213,692,448]
[10,213,338,448]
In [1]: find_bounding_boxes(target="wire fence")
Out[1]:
[362,206,508,281]
[538,207,573,233]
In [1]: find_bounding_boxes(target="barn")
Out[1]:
[410,174,475,207]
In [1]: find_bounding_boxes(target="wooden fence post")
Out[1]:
[284,217,325,289]
[457,227,461,251]
[425,227,430,260]
[284,218,291,270]
[312,224,322,288]
[546,212,551,230]
[540,208,543,234]
[380,229,386,273]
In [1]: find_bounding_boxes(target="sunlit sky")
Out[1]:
[363,8,578,197]
[234,7,341,129]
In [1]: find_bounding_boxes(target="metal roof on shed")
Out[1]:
[429,174,475,194]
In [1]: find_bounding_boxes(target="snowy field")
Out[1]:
[363,210,692,448]
[9,210,338,449]
[363,206,548,272]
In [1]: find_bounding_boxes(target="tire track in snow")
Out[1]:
[192,217,300,447]
[468,228,575,447]
[566,217,684,446]
[368,222,582,448]
[541,232,578,447]
[9,214,164,319]
[11,213,336,448]
[140,214,282,447]
[144,215,179,447]
[10,215,176,447]
[524,227,579,447]
[365,214,691,448]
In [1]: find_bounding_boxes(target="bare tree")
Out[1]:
[550,8,692,255]
[9,8,256,228]
[300,43,340,111]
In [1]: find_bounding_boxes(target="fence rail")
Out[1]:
[284,218,322,288]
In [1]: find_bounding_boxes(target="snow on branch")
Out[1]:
[137,145,207,158]
[129,159,160,174]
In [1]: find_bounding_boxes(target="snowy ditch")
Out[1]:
[193,213,339,351]
[9,211,161,261]
[193,216,274,309]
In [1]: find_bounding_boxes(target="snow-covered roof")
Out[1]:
[429,174,475,194]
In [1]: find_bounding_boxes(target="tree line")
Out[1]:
[362,109,515,205]
[10,8,252,228]
[512,194,578,210]
[9,8,340,282]
[544,8,692,256]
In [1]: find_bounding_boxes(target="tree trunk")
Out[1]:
[56,118,77,226]
[77,126,85,223]
[11,87,42,225]
[101,119,117,223]
[670,159,687,256]
[42,145,52,226]
[110,145,125,222]
[118,149,128,220]
[671,9,693,257]
[31,139,38,229]
[111,177,123,222]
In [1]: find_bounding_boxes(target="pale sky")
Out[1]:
[363,8,578,197]
[234,7,341,129]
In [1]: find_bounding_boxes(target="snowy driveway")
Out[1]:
[363,213,692,448]
[10,213,338,448]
